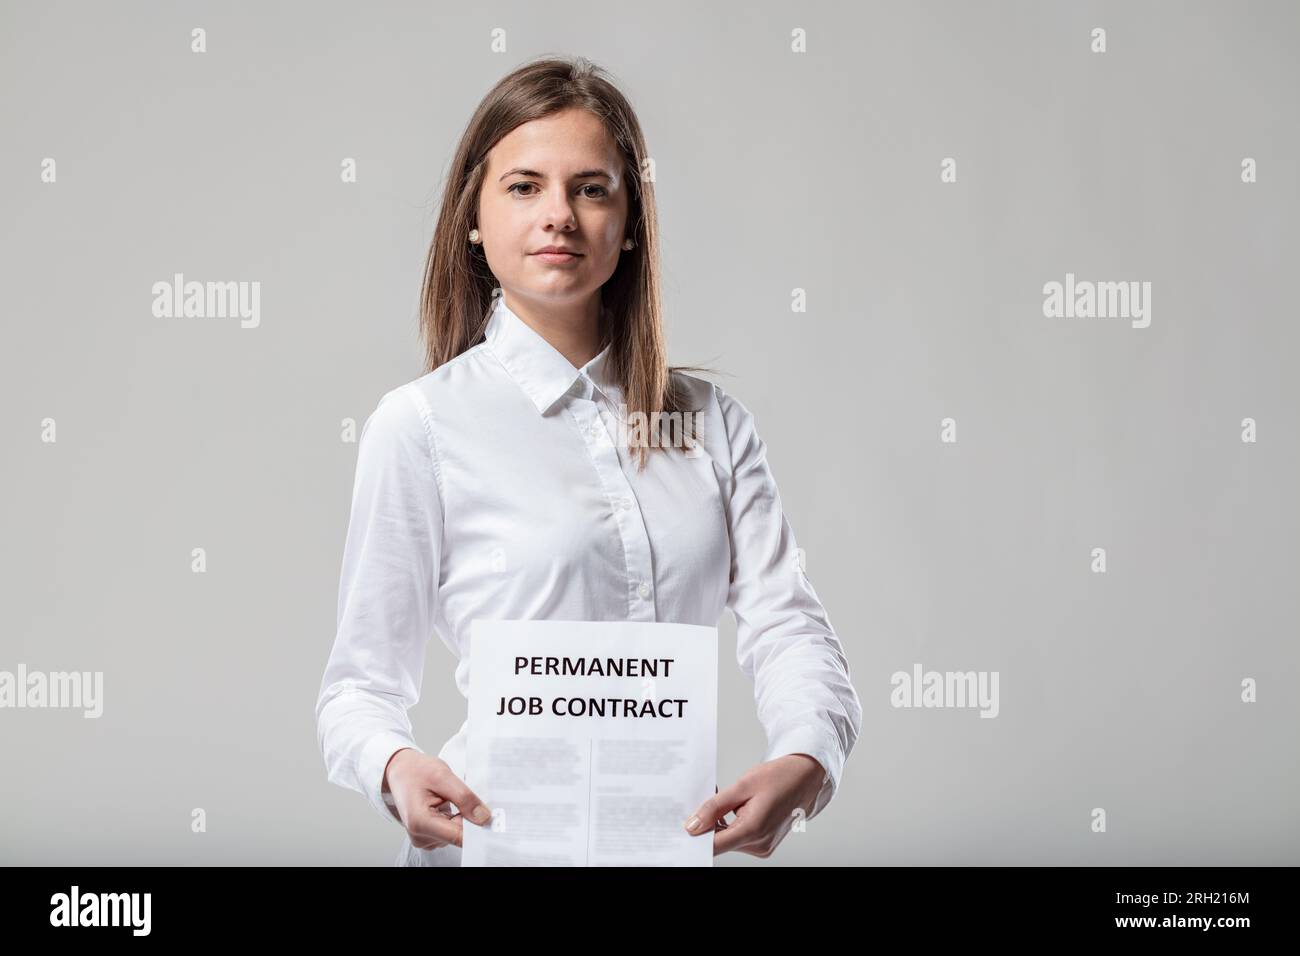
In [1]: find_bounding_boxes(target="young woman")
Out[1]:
[315,55,862,866]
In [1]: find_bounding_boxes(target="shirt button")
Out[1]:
[637,582,651,599]
[619,496,633,510]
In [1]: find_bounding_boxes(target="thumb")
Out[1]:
[426,770,492,827]
[684,781,742,834]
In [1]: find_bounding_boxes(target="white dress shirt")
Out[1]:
[315,293,862,866]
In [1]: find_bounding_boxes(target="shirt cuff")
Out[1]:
[763,725,845,820]
[361,732,420,825]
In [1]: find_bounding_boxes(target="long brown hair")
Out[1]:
[419,54,716,471]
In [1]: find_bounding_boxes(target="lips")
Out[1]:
[531,248,583,265]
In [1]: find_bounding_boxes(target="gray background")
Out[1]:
[2,0,1296,865]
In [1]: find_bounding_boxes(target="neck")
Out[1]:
[502,291,603,369]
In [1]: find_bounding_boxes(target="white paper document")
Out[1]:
[460,619,718,867]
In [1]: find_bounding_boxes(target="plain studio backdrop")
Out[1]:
[1,0,1297,865]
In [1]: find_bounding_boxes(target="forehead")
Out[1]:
[487,109,620,173]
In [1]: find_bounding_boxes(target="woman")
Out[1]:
[315,55,862,866]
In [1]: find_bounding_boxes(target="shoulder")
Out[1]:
[405,343,494,402]
[669,372,765,467]
[670,372,757,433]
[362,344,497,469]
[669,371,745,416]
[360,382,433,460]
[374,343,496,425]
[668,370,715,409]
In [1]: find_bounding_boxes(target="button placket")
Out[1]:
[566,400,656,621]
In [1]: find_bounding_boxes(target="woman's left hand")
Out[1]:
[683,753,827,858]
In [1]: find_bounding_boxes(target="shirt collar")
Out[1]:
[484,293,620,414]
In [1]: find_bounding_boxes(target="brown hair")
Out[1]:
[418,54,717,471]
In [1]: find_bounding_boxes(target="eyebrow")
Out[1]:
[498,168,613,182]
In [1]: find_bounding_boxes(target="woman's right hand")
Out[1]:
[382,747,493,849]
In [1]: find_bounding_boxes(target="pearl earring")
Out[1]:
[622,238,635,250]
[468,228,480,243]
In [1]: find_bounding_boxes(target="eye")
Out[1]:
[507,182,607,199]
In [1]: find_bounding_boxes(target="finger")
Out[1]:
[711,785,731,827]
[712,805,760,855]
[406,803,462,850]
[423,768,493,828]
[685,780,746,835]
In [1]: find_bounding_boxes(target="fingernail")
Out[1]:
[685,815,700,832]
[473,805,491,823]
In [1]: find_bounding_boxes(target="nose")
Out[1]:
[540,186,577,231]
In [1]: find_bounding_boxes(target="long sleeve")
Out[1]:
[315,384,444,826]
[715,384,863,821]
